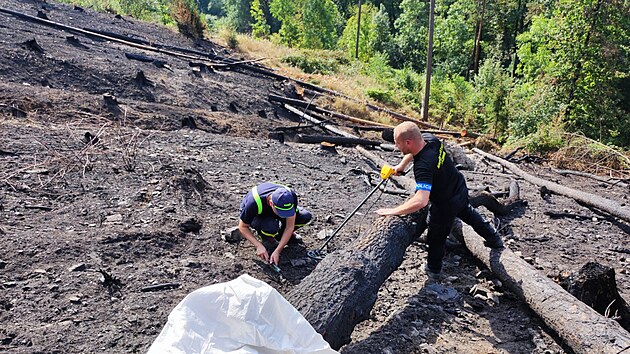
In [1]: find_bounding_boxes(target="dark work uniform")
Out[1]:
[414,134,499,273]
[239,182,312,238]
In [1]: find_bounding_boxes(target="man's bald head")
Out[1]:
[394,122,422,141]
[393,122,424,155]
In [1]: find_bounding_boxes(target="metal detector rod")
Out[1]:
[317,177,389,253]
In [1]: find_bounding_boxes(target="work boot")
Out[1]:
[484,233,504,249]
[422,262,444,281]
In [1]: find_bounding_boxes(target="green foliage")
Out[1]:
[433,0,475,76]
[206,0,226,16]
[507,81,563,138]
[366,88,397,106]
[338,4,378,60]
[515,0,630,147]
[269,0,302,46]
[251,0,271,38]
[361,52,396,84]
[170,0,206,39]
[394,0,428,71]
[224,0,252,32]
[520,120,566,154]
[302,0,340,49]
[430,74,474,127]
[471,57,512,140]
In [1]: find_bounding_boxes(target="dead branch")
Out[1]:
[553,169,629,188]
[473,148,630,224]
[282,104,356,138]
[269,94,392,128]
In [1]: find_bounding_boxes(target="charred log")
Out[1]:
[296,134,381,147]
[286,210,427,350]
[461,224,630,354]
[468,191,523,216]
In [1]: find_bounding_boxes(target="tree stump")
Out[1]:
[560,262,630,331]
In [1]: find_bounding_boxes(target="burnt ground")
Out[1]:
[1,1,629,353]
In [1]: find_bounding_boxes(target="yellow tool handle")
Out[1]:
[380,164,395,180]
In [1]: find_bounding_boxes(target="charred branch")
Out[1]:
[474,148,630,224]
[296,134,381,147]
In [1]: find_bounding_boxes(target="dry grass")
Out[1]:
[549,133,630,178]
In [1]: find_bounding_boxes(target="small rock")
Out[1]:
[317,229,332,240]
[67,295,82,303]
[68,263,86,272]
[224,252,235,259]
[179,218,202,233]
[181,259,201,268]
[105,214,123,223]
[324,215,334,224]
[223,226,243,243]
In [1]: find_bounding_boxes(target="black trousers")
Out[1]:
[425,203,497,272]
[250,209,312,238]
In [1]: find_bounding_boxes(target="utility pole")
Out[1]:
[422,0,435,121]
[355,0,363,59]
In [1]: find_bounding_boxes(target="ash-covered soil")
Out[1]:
[1,1,628,353]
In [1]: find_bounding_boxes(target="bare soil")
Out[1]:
[1,1,629,353]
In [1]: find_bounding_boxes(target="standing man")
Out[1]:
[375,122,503,277]
[238,182,312,265]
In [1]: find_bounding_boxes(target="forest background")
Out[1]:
[56,0,629,166]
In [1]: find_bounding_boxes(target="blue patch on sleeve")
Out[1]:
[416,182,432,191]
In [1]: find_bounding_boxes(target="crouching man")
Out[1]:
[238,182,312,265]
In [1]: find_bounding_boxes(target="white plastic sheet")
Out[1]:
[147,274,337,354]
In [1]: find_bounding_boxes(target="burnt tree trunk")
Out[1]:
[286,211,427,350]
[461,224,630,353]
[560,262,630,332]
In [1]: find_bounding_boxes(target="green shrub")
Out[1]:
[281,55,338,75]
[521,120,565,154]
[366,88,397,106]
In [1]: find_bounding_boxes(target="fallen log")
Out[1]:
[269,94,392,128]
[286,210,427,350]
[301,87,440,130]
[0,7,216,66]
[296,134,381,147]
[473,148,630,224]
[282,104,356,138]
[460,224,630,354]
[553,168,629,188]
